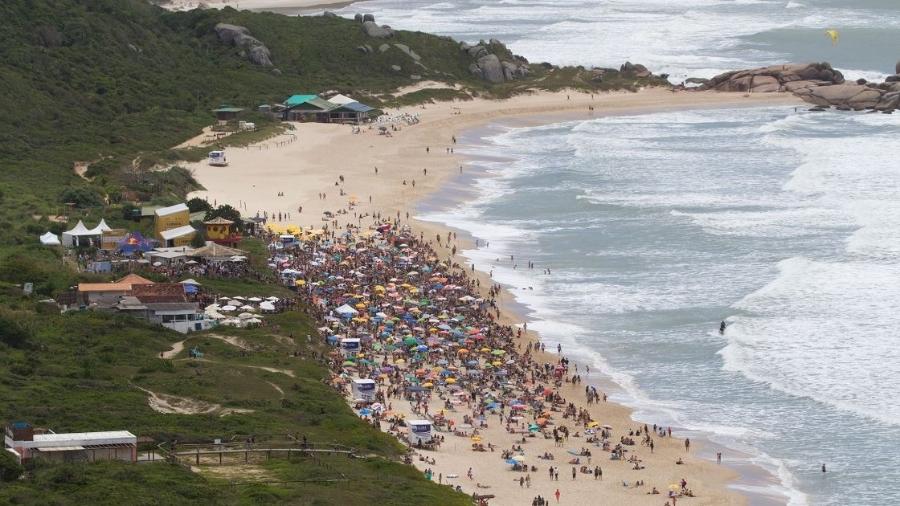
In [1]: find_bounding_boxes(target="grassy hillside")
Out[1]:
[0,0,666,246]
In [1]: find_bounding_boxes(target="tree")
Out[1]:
[186,197,212,214]
[0,447,24,482]
[204,205,242,232]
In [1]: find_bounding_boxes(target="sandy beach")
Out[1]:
[187,88,802,505]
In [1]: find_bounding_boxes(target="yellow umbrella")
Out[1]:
[423,382,434,388]
[446,378,457,384]
[295,279,306,286]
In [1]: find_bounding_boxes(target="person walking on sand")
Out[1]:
[572,466,576,480]
[554,488,560,503]
[685,438,690,452]
[467,467,473,480]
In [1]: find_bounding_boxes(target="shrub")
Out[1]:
[0,448,24,482]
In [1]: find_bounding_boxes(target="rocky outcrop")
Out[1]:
[362,21,394,38]
[214,23,273,66]
[354,13,394,38]
[702,63,843,93]
[322,11,337,18]
[794,84,899,111]
[702,61,900,112]
[620,62,652,78]
[461,40,529,84]
[394,43,420,61]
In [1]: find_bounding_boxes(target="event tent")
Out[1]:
[40,232,61,246]
[62,220,101,247]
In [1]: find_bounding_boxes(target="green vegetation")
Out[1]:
[0,1,667,503]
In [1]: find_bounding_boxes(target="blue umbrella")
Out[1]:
[359,408,372,416]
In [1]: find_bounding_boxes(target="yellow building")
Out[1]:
[154,203,195,247]
[204,216,240,245]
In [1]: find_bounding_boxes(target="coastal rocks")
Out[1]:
[214,23,273,66]
[356,45,374,54]
[362,21,394,38]
[620,62,652,78]
[390,65,402,72]
[461,40,530,84]
[355,13,394,38]
[322,11,337,18]
[394,44,421,61]
[793,83,892,111]
[473,54,504,83]
[379,43,390,53]
[702,63,843,92]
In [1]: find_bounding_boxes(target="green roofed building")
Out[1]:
[212,104,244,121]
[283,94,376,124]
[283,94,338,122]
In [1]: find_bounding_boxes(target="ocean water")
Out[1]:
[335,0,900,81]
[417,108,900,505]
[324,0,900,504]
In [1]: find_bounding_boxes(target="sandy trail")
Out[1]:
[162,339,187,359]
[135,385,254,416]
[180,357,297,377]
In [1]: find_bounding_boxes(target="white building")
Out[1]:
[5,422,137,463]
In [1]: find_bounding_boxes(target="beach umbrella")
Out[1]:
[359,408,372,416]
[422,382,434,388]
[221,305,237,312]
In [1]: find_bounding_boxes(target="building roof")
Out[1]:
[132,283,188,303]
[327,94,358,105]
[117,274,154,286]
[141,206,162,217]
[33,431,136,443]
[204,217,234,225]
[285,95,337,112]
[191,241,246,259]
[213,105,244,113]
[155,203,189,217]
[159,225,196,241]
[78,282,132,293]
[332,101,375,113]
[144,302,200,312]
[285,94,318,107]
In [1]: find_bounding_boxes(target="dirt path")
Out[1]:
[134,385,254,416]
[178,357,296,378]
[73,161,92,181]
[266,381,285,397]
[206,333,251,350]
[162,339,187,359]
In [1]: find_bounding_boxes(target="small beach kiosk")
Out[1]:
[208,150,228,167]
[351,378,376,402]
[407,420,433,446]
[340,337,361,358]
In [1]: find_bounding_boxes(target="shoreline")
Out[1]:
[186,88,804,505]
[412,121,799,506]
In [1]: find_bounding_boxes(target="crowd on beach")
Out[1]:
[263,210,701,504]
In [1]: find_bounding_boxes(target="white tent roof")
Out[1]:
[328,94,357,105]
[180,278,202,286]
[96,219,113,232]
[160,225,195,241]
[40,232,61,245]
[334,304,359,316]
[155,203,189,217]
[64,220,93,236]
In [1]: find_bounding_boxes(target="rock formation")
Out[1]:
[702,63,843,93]
[702,62,900,112]
[354,13,394,38]
[214,23,273,67]
[461,40,529,84]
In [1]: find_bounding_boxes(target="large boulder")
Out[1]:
[794,83,885,110]
[475,54,504,83]
[214,23,273,66]
[703,63,843,92]
[620,62,652,78]
[363,13,375,22]
[394,44,421,61]
[362,21,394,38]
[466,45,489,59]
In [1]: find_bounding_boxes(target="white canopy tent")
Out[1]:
[334,304,359,317]
[327,94,358,105]
[40,232,61,246]
[62,220,101,247]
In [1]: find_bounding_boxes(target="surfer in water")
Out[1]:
[719,321,727,335]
